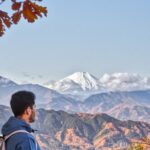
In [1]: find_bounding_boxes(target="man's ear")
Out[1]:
[24,107,31,115]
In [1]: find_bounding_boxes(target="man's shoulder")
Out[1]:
[7,131,39,150]
[10,131,35,141]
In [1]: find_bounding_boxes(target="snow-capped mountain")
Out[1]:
[46,72,150,94]
[47,72,104,93]
[66,72,100,90]
[99,72,150,91]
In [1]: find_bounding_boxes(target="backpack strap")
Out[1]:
[4,130,38,150]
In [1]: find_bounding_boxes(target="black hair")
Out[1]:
[10,91,35,117]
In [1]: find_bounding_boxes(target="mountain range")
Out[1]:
[1,72,150,123]
[0,105,150,150]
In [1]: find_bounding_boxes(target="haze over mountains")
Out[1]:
[1,72,150,123]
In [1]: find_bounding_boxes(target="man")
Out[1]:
[1,91,41,150]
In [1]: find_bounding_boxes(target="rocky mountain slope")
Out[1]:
[0,106,150,150]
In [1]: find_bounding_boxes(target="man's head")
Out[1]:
[10,91,36,123]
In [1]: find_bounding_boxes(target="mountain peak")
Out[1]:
[63,72,100,91]
[47,72,102,93]
[67,71,98,81]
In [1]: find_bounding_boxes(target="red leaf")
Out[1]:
[0,10,12,29]
[22,0,47,23]
[12,11,22,24]
[23,1,37,22]
[12,2,22,11]
[0,20,4,36]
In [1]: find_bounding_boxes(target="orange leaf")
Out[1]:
[23,1,38,22]
[0,20,3,31]
[12,2,22,11]
[30,2,47,17]
[0,20,4,36]
[0,10,12,28]
[12,11,22,24]
[3,18,11,28]
[0,10,8,18]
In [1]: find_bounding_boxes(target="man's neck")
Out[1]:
[17,116,30,124]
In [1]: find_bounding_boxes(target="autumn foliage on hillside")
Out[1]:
[0,0,47,36]
[128,136,150,150]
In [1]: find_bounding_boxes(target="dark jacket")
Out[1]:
[1,116,41,150]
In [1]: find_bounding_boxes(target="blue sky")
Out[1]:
[0,0,150,84]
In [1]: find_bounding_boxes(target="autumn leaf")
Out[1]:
[12,2,22,11]
[22,0,47,23]
[0,10,12,27]
[3,18,11,28]
[0,10,12,36]
[0,20,4,36]
[30,2,47,17]
[23,1,37,22]
[12,11,22,24]
[0,0,47,36]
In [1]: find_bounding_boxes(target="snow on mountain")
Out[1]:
[99,72,150,91]
[47,72,103,93]
[66,72,100,90]
[47,72,150,93]
[45,72,150,101]
[2,72,150,94]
